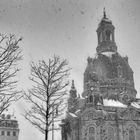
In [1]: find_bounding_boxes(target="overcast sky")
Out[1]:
[1,0,140,140]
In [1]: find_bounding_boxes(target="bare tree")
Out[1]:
[24,56,70,140]
[0,34,22,114]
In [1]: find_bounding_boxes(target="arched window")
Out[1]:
[105,30,112,41]
[89,95,93,103]
[88,113,93,120]
[108,126,115,140]
[89,127,95,140]
[99,33,103,43]
[117,65,123,78]
[89,127,95,134]
[129,127,135,140]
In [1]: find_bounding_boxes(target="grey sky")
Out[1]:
[0,0,140,140]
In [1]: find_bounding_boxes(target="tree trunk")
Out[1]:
[45,129,48,140]
[46,102,49,140]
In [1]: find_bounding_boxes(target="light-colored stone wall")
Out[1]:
[0,129,19,140]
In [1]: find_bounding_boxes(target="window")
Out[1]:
[129,127,135,140]
[117,65,123,78]
[89,95,93,103]
[1,131,5,135]
[108,127,114,140]
[105,30,113,41]
[7,131,10,136]
[99,33,103,42]
[88,113,93,120]
[106,30,112,41]
[89,127,95,134]
[13,131,16,136]
[89,127,95,140]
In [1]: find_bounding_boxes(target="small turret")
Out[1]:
[70,80,77,98]
[68,80,78,113]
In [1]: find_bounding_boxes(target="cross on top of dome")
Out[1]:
[103,7,107,19]
[101,8,112,23]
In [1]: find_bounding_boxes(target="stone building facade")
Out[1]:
[0,114,19,140]
[61,10,140,140]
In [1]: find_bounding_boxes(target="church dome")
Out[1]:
[84,52,134,82]
[83,52,137,99]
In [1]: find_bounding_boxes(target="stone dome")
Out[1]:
[83,52,137,98]
[84,52,133,81]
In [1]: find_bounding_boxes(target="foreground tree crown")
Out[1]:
[24,56,70,140]
[0,34,22,114]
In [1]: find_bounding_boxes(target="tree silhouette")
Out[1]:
[24,56,70,140]
[0,34,22,114]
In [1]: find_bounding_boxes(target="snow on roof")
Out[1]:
[131,102,140,109]
[75,109,81,113]
[102,52,115,58]
[103,99,127,108]
[102,18,112,23]
[69,112,78,118]
[80,95,85,99]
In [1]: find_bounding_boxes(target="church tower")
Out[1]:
[67,80,78,113]
[96,8,117,53]
[83,9,136,105]
[61,9,140,140]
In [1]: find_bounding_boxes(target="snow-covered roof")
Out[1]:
[102,18,112,23]
[80,95,85,99]
[101,52,115,58]
[131,102,140,109]
[68,112,78,118]
[103,99,127,108]
[75,109,81,114]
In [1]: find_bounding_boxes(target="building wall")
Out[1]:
[78,106,140,140]
[0,115,19,140]
[0,128,19,140]
[80,120,140,140]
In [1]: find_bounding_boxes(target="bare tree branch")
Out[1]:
[0,34,22,114]
[23,55,70,140]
